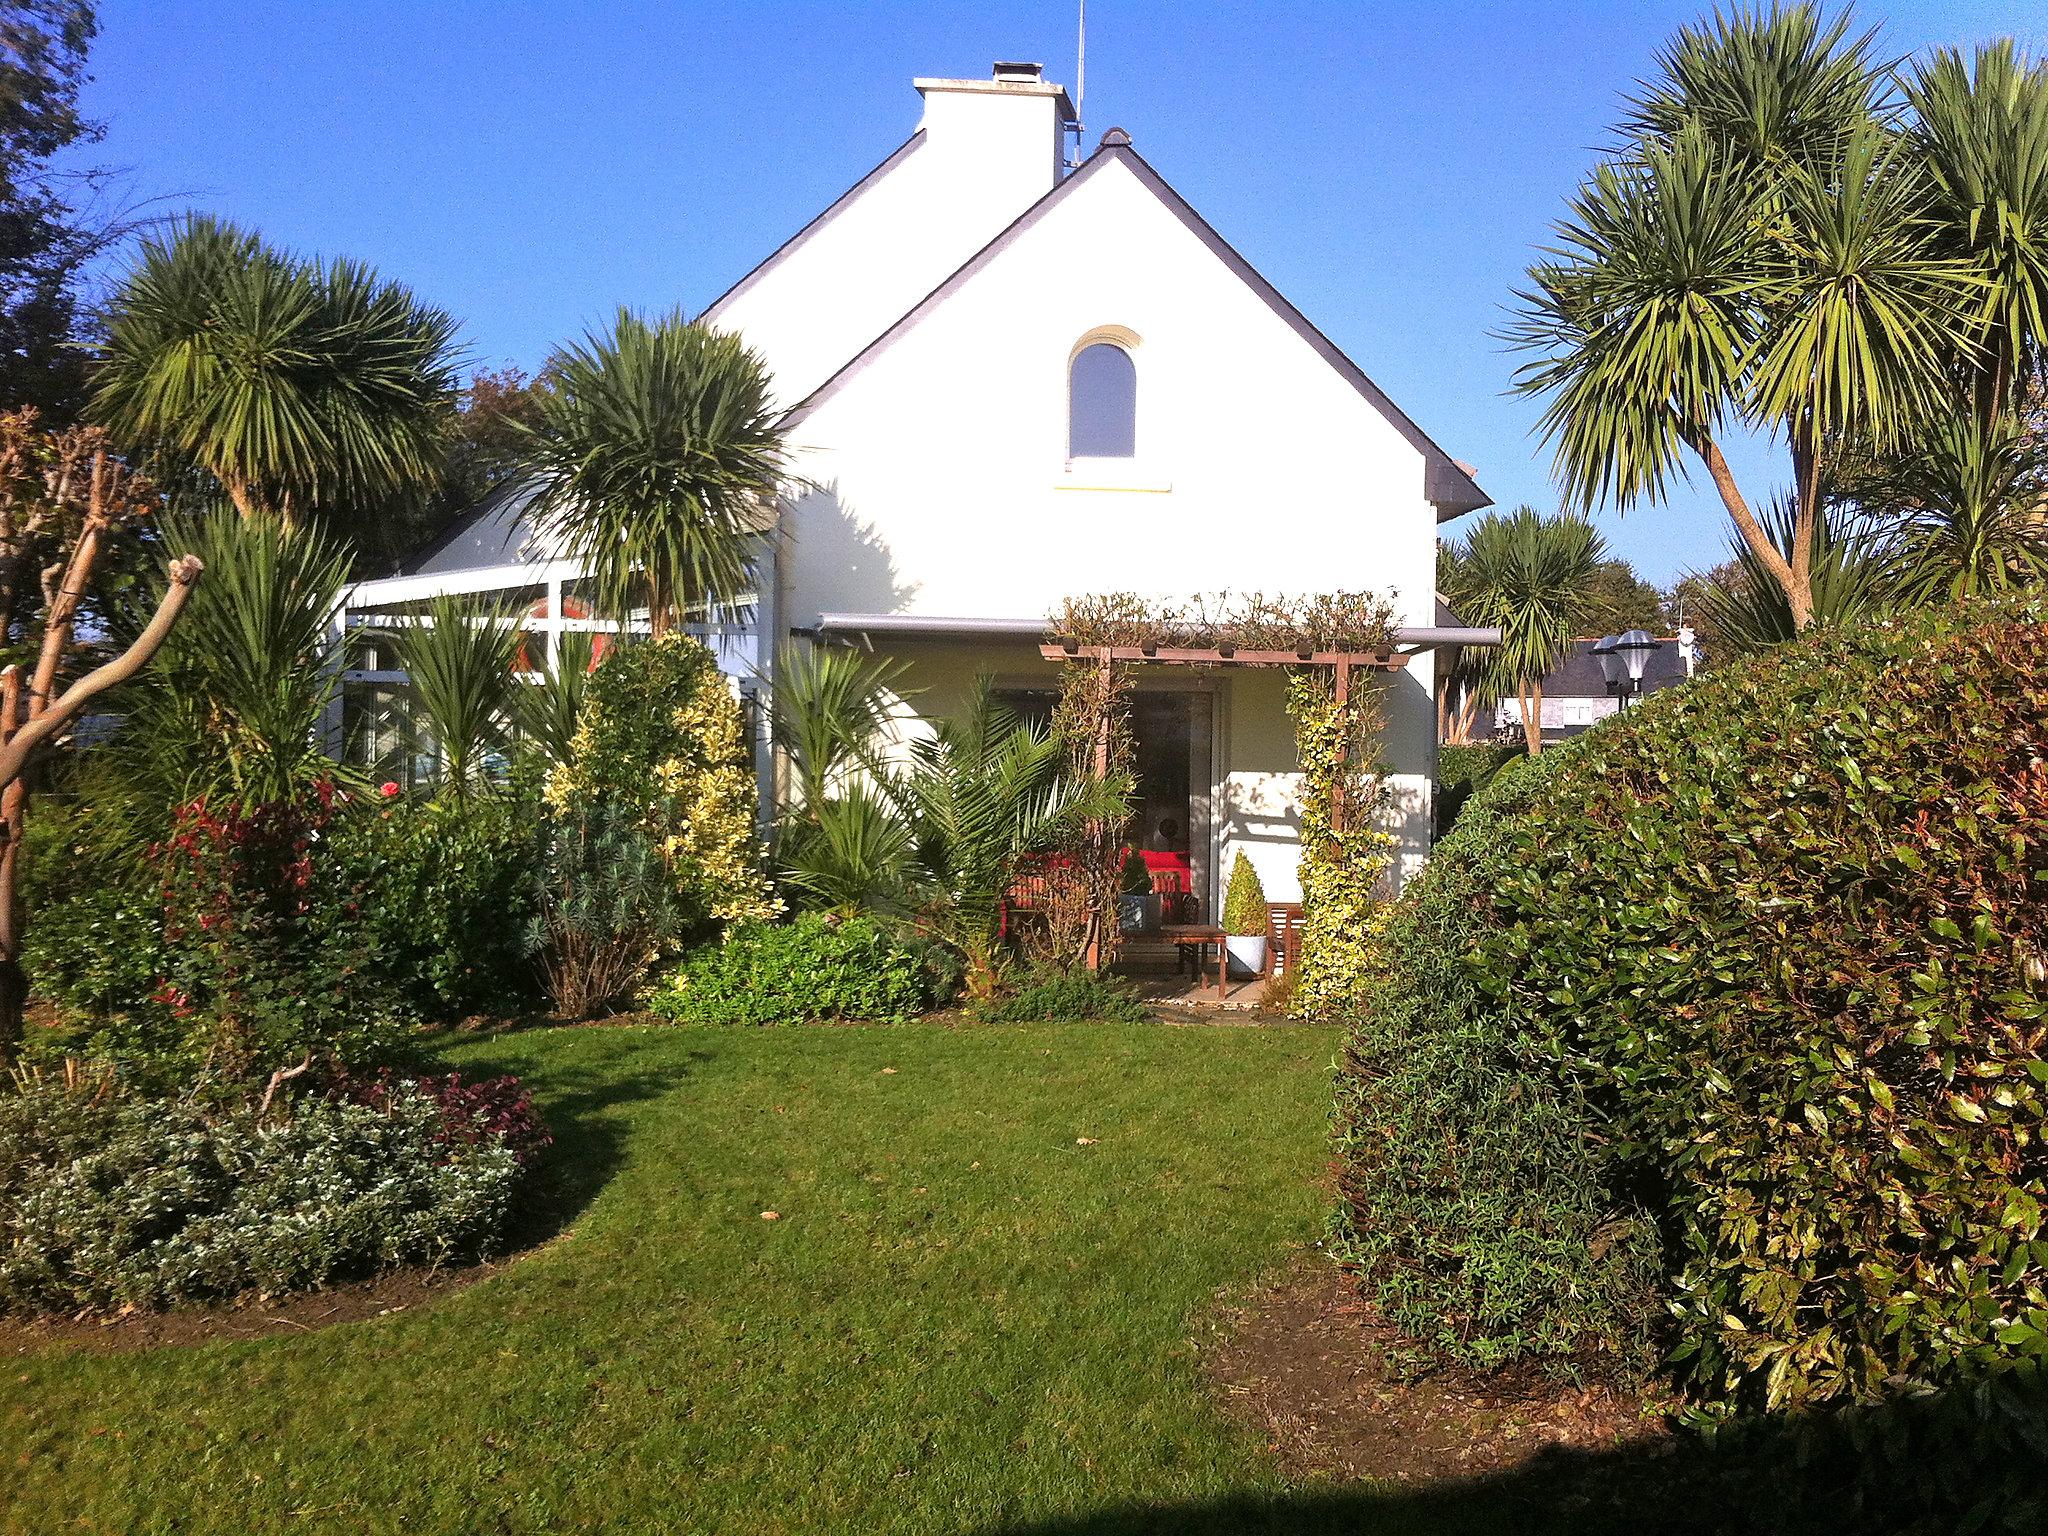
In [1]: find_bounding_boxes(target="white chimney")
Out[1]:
[913,62,1077,232]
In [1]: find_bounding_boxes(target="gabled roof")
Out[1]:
[698,132,925,324]
[783,135,1491,519]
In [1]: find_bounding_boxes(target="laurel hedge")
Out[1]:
[1337,600,2048,1416]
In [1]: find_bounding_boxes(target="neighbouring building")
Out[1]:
[341,62,1493,912]
[1477,631,1698,746]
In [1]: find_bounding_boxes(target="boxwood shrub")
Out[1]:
[646,914,955,1025]
[0,1075,538,1313]
[1338,599,2048,1421]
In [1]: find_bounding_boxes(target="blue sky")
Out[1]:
[79,1,2048,583]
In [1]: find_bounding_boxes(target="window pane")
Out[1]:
[1068,343,1136,458]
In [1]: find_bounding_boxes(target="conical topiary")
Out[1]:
[1222,851,1267,937]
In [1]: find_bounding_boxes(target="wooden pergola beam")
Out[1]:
[1037,644,1409,669]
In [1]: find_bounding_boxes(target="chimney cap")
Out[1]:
[1098,127,1133,150]
[992,61,1043,81]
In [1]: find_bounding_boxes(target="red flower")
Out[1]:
[379,781,401,799]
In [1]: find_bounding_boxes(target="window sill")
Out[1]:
[1058,459,1172,493]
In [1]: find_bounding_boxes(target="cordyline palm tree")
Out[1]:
[89,509,357,844]
[1447,507,1604,754]
[91,216,461,534]
[1434,542,1494,745]
[1508,6,1978,632]
[1906,41,2048,434]
[520,309,786,639]
[394,595,523,797]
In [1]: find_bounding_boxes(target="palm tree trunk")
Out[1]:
[1522,678,1543,755]
[1685,427,1811,630]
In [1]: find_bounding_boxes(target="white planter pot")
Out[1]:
[1225,935,1268,979]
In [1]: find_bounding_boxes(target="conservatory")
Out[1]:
[332,482,768,791]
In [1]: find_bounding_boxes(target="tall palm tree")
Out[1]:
[520,309,786,638]
[91,216,461,535]
[1507,5,1977,631]
[1448,507,1604,755]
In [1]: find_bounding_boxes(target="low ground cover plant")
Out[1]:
[0,1068,544,1313]
[647,914,955,1026]
[1334,600,2048,1502]
[976,966,1150,1024]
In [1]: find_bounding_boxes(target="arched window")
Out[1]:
[1068,341,1136,458]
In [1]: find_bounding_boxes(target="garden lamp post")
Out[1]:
[1592,630,1661,708]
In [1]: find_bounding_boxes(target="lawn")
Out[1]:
[1,1019,1390,1535]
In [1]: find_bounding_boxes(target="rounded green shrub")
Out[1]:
[646,914,952,1025]
[1338,600,2048,1417]
[1484,602,2048,1411]
[1331,747,1663,1375]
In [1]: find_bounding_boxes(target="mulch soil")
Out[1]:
[1205,1255,1673,1488]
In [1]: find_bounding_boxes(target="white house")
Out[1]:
[342,61,1491,913]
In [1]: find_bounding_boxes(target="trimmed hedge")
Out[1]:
[646,915,954,1025]
[1434,742,1524,836]
[1332,748,1662,1373]
[1337,600,2048,1418]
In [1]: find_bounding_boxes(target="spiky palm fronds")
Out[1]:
[1905,41,2048,426]
[1864,411,2048,603]
[1690,497,1899,657]
[515,631,595,770]
[770,644,914,813]
[520,309,785,636]
[777,780,917,918]
[91,215,461,531]
[87,509,356,843]
[394,594,523,796]
[897,679,1130,991]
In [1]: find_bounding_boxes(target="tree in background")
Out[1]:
[91,215,461,536]
[1577,557,1668,635]
[1445,507,1603,754]
[357,365,553,571]
[1509,7,1980,631]
[520,309,784,638]
[0,3,129,421]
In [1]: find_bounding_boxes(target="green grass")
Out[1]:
[1,1020,1354,1535]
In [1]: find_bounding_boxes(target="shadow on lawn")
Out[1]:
[990,1376,2046,1536]
[455,1039,709,1249]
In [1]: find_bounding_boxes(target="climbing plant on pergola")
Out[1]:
[1043,592,1408,998]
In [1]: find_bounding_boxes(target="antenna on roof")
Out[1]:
[1065,0,1087,173]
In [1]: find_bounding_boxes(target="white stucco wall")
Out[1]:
[757,148,1445,884]
[701,76,1070,411]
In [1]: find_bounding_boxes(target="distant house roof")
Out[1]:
[1542,637,1693,699]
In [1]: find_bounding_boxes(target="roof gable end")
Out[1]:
[785,138,1490,518]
